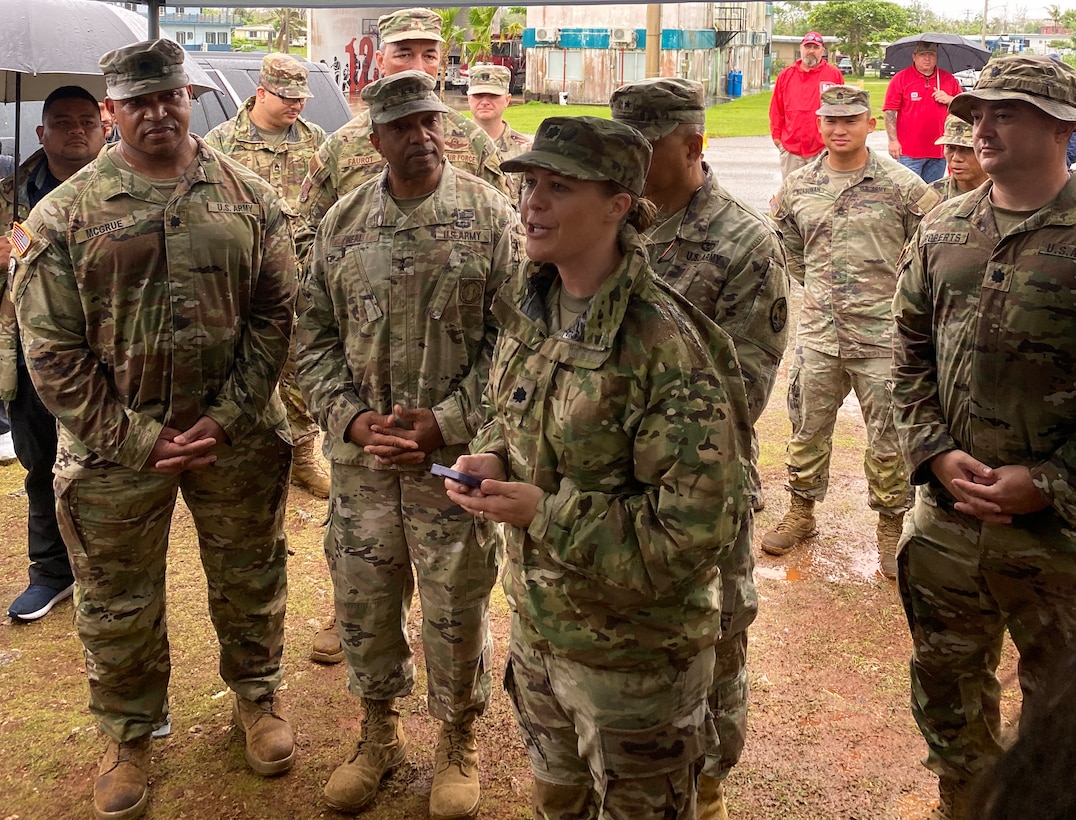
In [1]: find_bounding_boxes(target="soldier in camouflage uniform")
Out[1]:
[295,71,522,819]
[610,76,788,820]
[767,86,940,578]
[467,63,530,201]
[0,86,103,623]
[11,40,297,820]
[205,52,332,505]
[930,114,988,201]
[892,55,1076,820]
[296,7,510,261]
[444,116,750,820]
[296,10,512,668]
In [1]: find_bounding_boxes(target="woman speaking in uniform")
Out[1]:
[444,116,750,819]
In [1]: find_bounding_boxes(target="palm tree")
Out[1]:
[270,8,306,54]
[434,8,465,101]
[464,6,499,65]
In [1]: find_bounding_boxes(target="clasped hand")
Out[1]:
[149,416,226,474]
[346,404,444,466]
[930,449,1049,524]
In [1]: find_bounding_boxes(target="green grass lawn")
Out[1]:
[500,75,892,138]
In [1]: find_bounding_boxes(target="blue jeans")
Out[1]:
[899,156,947,183]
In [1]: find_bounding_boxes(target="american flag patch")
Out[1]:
[10,222,31,256]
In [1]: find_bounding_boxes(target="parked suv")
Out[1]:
[838,57,853,75]
[188,52,353,136]
[2,52,352,158]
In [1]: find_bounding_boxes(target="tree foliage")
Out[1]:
[434,8,465,100]
[464,6,500,65]
[268,8,307,53]
[808,1,912,72]
[773,2,812,37]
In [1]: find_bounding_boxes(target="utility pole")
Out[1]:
[981,0,989,46]
[646,4,661,78]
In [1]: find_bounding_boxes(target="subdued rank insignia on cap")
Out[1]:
[10,222,32,257]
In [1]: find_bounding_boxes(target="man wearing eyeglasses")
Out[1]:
[206,54,332,505]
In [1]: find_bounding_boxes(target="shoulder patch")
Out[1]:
[770,296,788,334]
[9,222,32,256]
[458,279,483,305]
[914,189,943,215]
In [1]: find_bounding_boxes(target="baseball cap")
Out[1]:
[817,85,871,116]
[500,116,652,197]
[949,54,1076,123]
[801,32,824,46]
[378,8,445,45]
[913,41,939,54]
[99,38,189,101]
[610,77,706,141]
[260,53,312,99]
[468,64,511,96]
[361,70,449,125]
[934,115,974,148]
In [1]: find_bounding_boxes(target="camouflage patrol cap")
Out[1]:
[934,114,974,148]
[378,8,445,45]
[468,64,511,96]
[99,38,189,101]
[500,116,652,196]
[609,77,706,140]
[817,85,871,116]
[361,70,449,125]
[949,55,1076,123]
[260,53,312,99]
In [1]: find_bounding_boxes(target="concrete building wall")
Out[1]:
[308,6,397,97]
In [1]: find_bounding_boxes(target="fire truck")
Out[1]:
[450,37,526,94]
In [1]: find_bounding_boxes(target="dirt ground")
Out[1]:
[0,288,1021,820]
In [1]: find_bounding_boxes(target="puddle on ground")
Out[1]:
[753,531,889,586]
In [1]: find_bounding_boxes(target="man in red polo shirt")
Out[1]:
[770,31,844,179]
[883,41,961,182]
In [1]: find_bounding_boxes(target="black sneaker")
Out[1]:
[8,583,74,621]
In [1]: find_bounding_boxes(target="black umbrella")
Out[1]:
[884,33,992,74]
[0,0,222,220]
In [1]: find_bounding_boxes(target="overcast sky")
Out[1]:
[909,0,1053,26]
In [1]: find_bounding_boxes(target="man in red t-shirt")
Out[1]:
[769,31,845,179]
[882,41,962,182]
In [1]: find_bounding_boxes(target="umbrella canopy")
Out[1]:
[884,33,992,75]
[0,0,220,102]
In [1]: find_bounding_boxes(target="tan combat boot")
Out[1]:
[93,734,151,820]
[324,698,408,812]
[929,776,969,820]
[760,494,817,556]
[310,613,344,664]
[232,694,295,776]
[291,436,330,498]
[877,512,904,581]
[697,773,729,820]
[429,716,481,820]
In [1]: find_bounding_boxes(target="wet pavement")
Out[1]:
[704,130,898,588]
[706,130,891,213]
